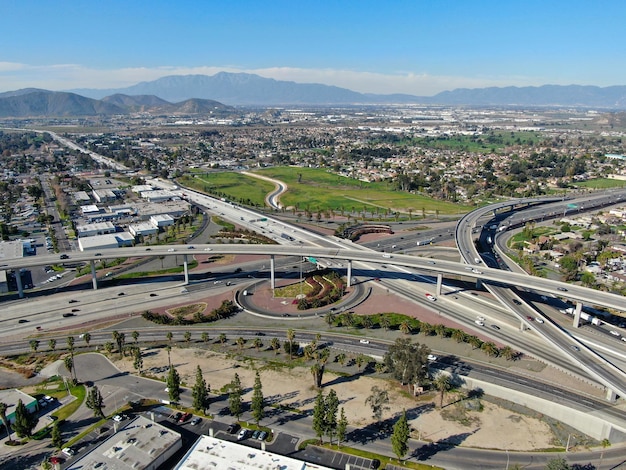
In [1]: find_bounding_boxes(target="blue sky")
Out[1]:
[1,0,624,95]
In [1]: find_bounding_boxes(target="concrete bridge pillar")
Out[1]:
[573,301,583,328]
[606,388,617,402]
[183,254,189,285]
[15,269,24,298]
[270,255,275,290]
[346,260,352,287]
[436,273,443,296]
[90,260,98,290]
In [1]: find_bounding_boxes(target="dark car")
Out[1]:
[370,459,381,469]
[59,254,69,260]
[68,299,78,304]
[251,430,260,439]
[557,287,568,292]
[178,412,192,423]
[62,313,75,318]
[226,423,240,434]
[512,299,521,305]
[255,332,265,336]
[118,292,125,296]
[173,412,182,422]
[149,293,158,297]
[257,431,268,441]
[95,253,102,257]
[490,324,500,330]
[18,319,29,323]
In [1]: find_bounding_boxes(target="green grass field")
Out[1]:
[574,178,626,189]
[254,167,471,215]
[181,167,471,216]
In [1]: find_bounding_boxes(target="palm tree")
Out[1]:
[361,315,373,329]
[218,333,227,347]
[166,331,173,344]
[270,337,280,355]
[481,342,499,357]
[83,332,91,348]
[0,402,12,442]
[468,336,483,350]
[451,329,466,343]
[166,345,172,367]
[434,373,452,408]
[287,329,295,360]
[500,346,516,360]
[379,315,391,331]
[184,331,192,345]
[201,332,209,344]
[48,338,56,351]
[253,338,262,351]
[399,321,412,335]
[29,340,39,353]
[132,331,139,344]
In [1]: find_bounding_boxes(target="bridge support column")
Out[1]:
[475,278,482,290]
[183,255,189,285]
[346,260,352,287]
[573,302,583,328]
[90,260,98,290]
[606,388,617,403]
[15,269,24,298]
[436,273,443,297]
[270,255,275,290]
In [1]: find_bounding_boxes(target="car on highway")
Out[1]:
[474,320,485,326]
[570,345,580,351]
[476,316,485,322]
[490,324,500,330]
[68,299,78,303]
[512,299,521,305]
[425,293,436,301]
[609,330,621,337]
[359,339,370,344]
[167,248,175,252]
[59,254,69,260]
[557,287,568,292]
[62,313,75,317]
[204,247,212,251]
[535,317,544,324]
[526,316,534,321]
[382,254,392,259]
[18,319,29,323]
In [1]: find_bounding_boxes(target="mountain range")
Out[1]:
[1,72,626,117]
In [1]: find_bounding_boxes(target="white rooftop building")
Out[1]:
[66,415,182,470]
[150,214,175,227]
[76,221,116,238]
[140,190,177,203]
[173,435,334,470]
[129,222,159,237]
[78,232,135,251]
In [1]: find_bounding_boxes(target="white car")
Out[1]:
[474,320,485,326]
[203,247,212,251]
[425,293,437,301]
[359,339,370,344]
[62,447,76,457]
[382,254,392,259]
[113,414,124,422]
[167,248,175,252]
[535,317,545,324]
[427,354,438,362]
[476,316,485,322]
[609,330,621,337]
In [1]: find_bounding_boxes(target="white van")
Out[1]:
[243,290,248,296]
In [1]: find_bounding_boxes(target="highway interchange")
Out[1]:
[2,133,626,468]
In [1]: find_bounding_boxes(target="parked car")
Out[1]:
[257,431,268,441]
[190,417,202,426]
[251,430,261,439]
[227,423,240,434]
[62,447,76,457]
[237,428,249,440]
[178,412,192,423]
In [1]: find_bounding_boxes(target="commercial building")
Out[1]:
[0,389,38,425]
[172,435,334,470]
[66,415,182,470]
[78,232,135,251]
[76,222,117,238]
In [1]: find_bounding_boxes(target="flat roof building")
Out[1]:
[66,415,182,470]
[0,389,38,425]
[173,435,334,470]
[76,222,117,238]
[129,222,159,237]
[78,232,135,251]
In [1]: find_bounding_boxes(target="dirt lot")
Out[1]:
[112,346,556,451]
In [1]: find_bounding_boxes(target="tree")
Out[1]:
[218,333,227,346]
[287,329,296,360]
[228,373,243,418]
[251,371,264,424]
[132,347,143,374]
[167,365,181,402]
[311,363,325,388]
[365,386,390,422]
[0,402,12,442]
[434,373,452,408]
[325,389,339,445]
[83,332,91,348]
[192,365,210,413]
[391,410,410,460]
[131,331,140,344]
[48,338,56,351]
[86,385,105,419]
[12,399,38,438]
[379,315,391,331]
[112,331,125,358]
[64,356,75,384]
[166,345,172,367]
[383,338,430,389]
[270,337,280,355]
[201,332,209,344]
[184,331,192,345]
[481,341,499,357]
[312,390,326,443]
[166,331,173,343]
[337,407,348,447]
[66,336,77,383]
[236,336,246,351]
[51,421,63,449]
[253,338,263,351]
[29,340,39,353]
[104,342,114,355]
